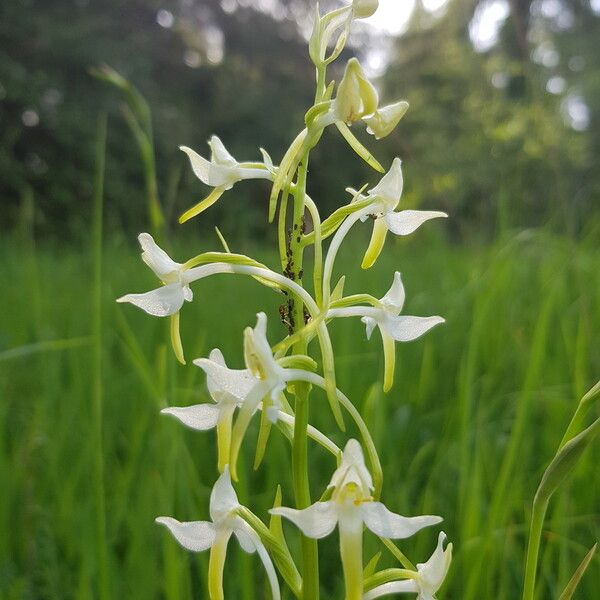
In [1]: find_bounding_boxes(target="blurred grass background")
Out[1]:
[1,0,599,598]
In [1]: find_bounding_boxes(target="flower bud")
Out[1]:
[335,58,379,123]
[353,0,379,19]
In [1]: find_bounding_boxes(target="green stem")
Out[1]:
[315,66,326,103]
[92,113,110,600]
[522,495,548,600]
[289,158,319,600]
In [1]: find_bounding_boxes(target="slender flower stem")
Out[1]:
[322,207,370,305]
[304,195,323,307]
[289,157,320,600]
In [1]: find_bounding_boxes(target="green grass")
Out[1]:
[1,223,598,599]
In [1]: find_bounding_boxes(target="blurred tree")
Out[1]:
[378,0,597,235]
[0,0,597,237]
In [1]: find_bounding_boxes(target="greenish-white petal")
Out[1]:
[155,516,217,552]
[364,100,409,139]
[416,531,452,594]
[116,283,185,317]
[363,579,419,599]
[369,158,403,208]
[138,233,181,279]
[381,315,445,342]
[360,502,442,539]
[380,271,405,313]
[180,145,237,188]
[209,467,240,524]
[161,404,221,431]
[270,501,338,539]
[209,135,237,166]
[384,210,448,236]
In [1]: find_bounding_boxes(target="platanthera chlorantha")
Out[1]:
[118,1,451,598]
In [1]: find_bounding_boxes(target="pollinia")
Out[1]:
[118,2,451,598]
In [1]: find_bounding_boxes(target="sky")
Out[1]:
[363,0,450,35]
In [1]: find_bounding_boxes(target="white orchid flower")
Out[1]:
[352,158,447,269]
[271,440,442,600]
[325,58,380,126]
[179,135,275,222]
[161,348,255,472]
[363,532,452,600]
[117,233,192,317]
[161,346,339,471]
[193,313,326,479]
[116,233,197,363]
[327,272,444,392]
[313,58,407,146]
[156,467,280,600]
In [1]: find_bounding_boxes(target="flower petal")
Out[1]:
[416,531,452,594]
[364,100,409,139]
[161,404,221,431]
[243,313,281,381]
[381,315,445,342]
[363,580,419,600]
[116,283,185,317]
[155,516,216,552]
[361,316,378,340]
[194,357,258,402]
[209,466,240,523]
[361,502,442,539]
[361,218,389,269]
[369,158,403,208]
[329,439,373,493]
[138,233,180,279]
[180,146,236,188]
[232,518,258,554]
[381,271,405,313]
[384,210,447,236]
[209,135,237,166]
[270,501,338,539]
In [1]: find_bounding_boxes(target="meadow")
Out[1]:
[1,215,598,599]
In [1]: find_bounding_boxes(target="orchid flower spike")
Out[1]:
[116,233,193,363]
[363,532,452,600]
[353,158,447,268]
[271,440,442,600]
[179,135,275,223]
[193,313,319,479]
[327,272,444,392]
[156,467,281,600]
[161,349,255,472]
